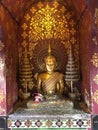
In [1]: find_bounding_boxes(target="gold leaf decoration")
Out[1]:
[22,23,28,30]
[37,2,43,9]
[69,20,75,27]
[93,75,98,85]
[21,40,28,48]
[60,6,66,13]
[19,2,78,67]
[21,31,28,39]
[29,4,72,42]
[91,53,98,67]
[30,7,36,14]
[25,14,30,21]
[93,90,98,104]
[53,1,59,8]
[70,37,76,44]
[70,28,76,35]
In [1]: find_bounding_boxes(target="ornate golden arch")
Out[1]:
[19,1,79,73]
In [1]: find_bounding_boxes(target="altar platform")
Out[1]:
[8,100,91,130]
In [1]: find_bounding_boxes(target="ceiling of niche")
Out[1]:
[1,0,87,24]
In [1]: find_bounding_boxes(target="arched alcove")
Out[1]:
[17,0,92,112]
[1,0,97,129]
[0,0,93,115]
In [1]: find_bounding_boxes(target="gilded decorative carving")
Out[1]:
[22,23,28,30]
[70,28,76,35]
[21,31,28,39]
[19,2,78,70]
[60,6,66,13]
[37,2,43,9]
[22,2,76,44]
[21,40,28,48]
[29,42,37,52]
[69,20,75,27]
[70,37,76,44]
[25,14,30,21]
[30,7,37,14]
[93,90,98,104]
[29,3,75,43]
[91,53,98,67]
[93,75,98,85]
[53,1,59,8]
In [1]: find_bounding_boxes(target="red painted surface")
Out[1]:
[0,4,18,115]
[89,0,98,114]
[79,10,92,105]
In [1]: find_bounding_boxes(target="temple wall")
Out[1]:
[88,0,98,114]
[79,10,91,110]
[0,4,18,115]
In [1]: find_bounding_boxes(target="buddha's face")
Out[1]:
[45,56,56,72]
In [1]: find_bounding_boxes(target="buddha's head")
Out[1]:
[44,44,57,72]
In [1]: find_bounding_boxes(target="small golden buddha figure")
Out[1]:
[37,44,65,100]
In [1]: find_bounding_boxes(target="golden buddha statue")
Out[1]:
[37,44,65,100]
